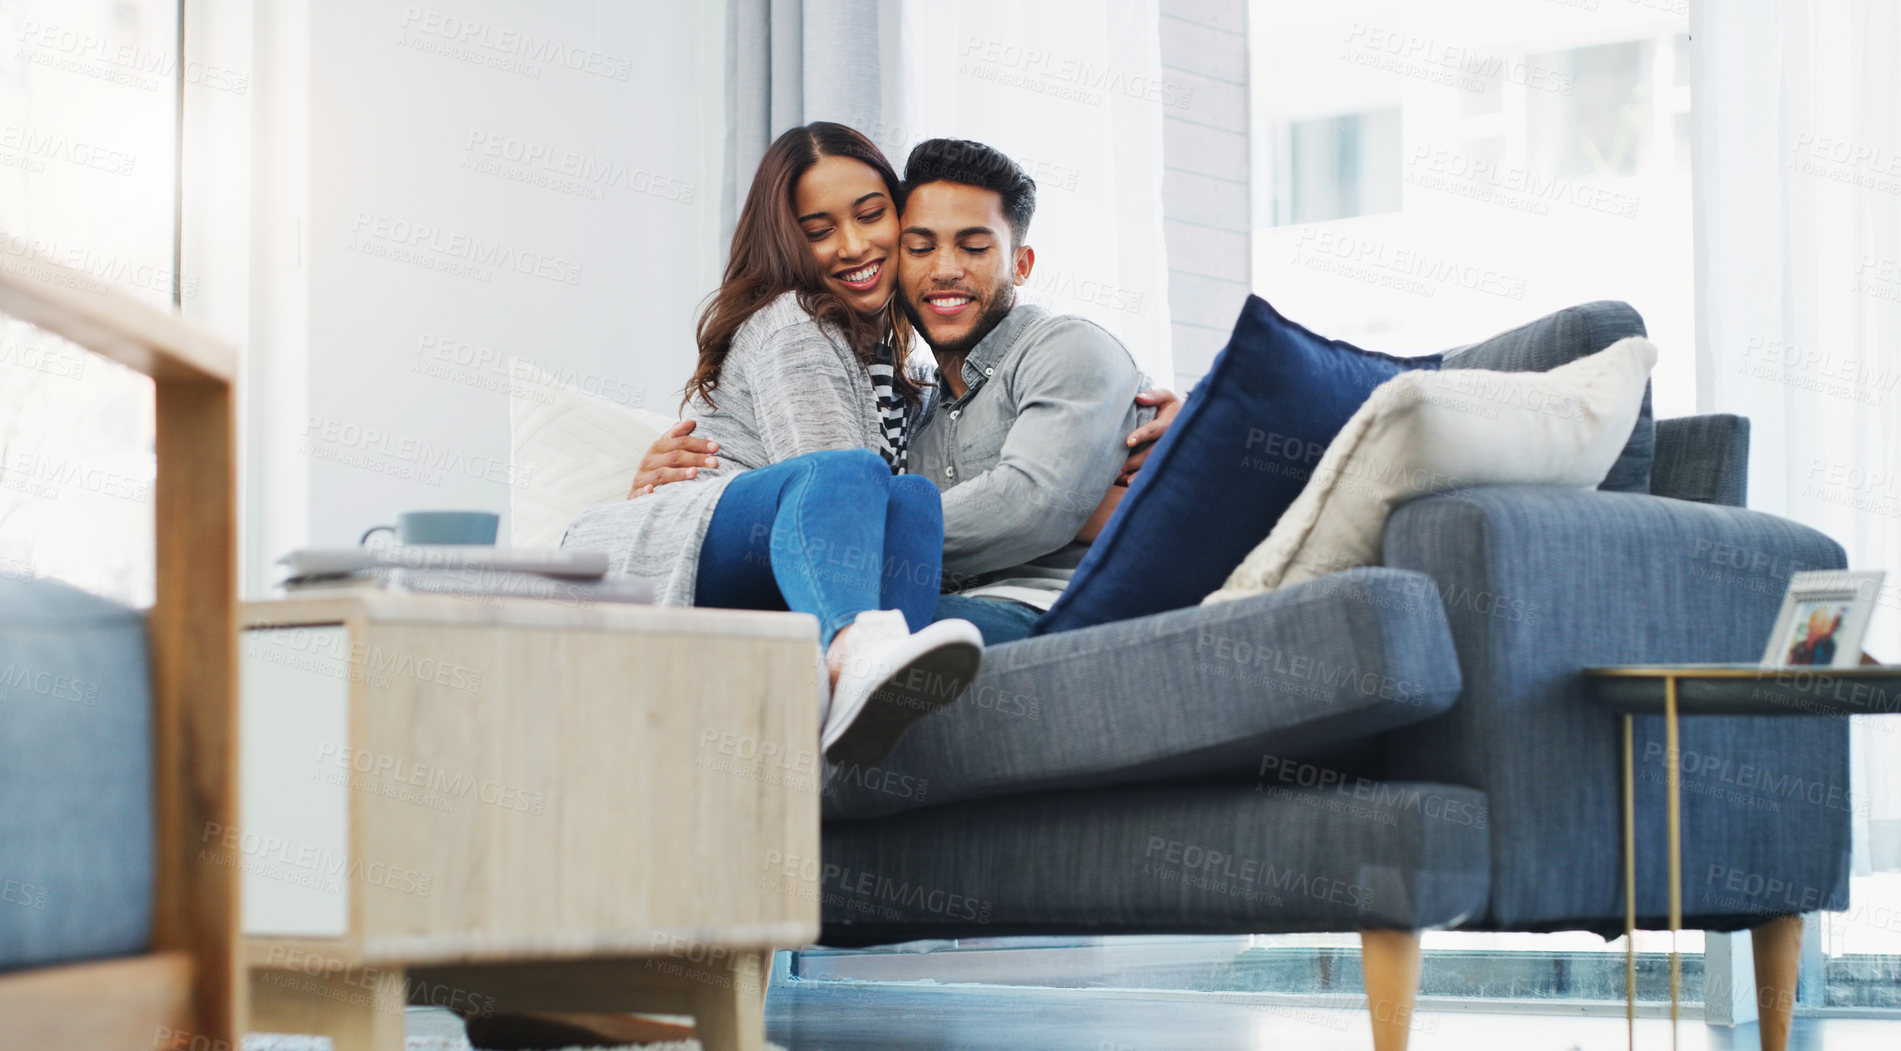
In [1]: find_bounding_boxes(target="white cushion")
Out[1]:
[508,359,677,549]
[1206,335,1658,603]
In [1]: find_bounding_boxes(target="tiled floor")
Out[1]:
[764,983,1900,1050]
[407,987,1897,1050]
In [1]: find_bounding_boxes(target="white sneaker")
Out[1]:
[821,610,984,768]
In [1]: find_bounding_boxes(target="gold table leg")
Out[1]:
[1666,675,1682,1051]
[1623,713,1637,1051]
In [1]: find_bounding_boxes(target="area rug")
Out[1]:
[244,1036,784,1051]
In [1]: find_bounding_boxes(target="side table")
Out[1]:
[237,592,822,1050]
[1584,662,1901,1051]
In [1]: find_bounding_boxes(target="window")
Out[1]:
[1244,1,1695,417]
[1527,41,1653,180]
[1282,109,1401,224]
[0,0,179,607]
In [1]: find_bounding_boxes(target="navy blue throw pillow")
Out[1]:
[1034,295,1441,636]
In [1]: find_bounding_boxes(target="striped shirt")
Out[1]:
[869,341,910,473]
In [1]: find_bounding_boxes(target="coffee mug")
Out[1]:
[360,511,500,547]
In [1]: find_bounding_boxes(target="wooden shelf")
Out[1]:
[0,951,193,1051]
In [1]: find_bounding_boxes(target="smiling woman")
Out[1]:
[794,155,899,316]
[687,122,915,409]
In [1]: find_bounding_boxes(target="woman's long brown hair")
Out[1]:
[686,122,917,409]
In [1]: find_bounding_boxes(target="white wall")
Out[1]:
[1159,0,1250,392]
[201,0,727,593]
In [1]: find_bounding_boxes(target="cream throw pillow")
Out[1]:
[508,359,677,548]
[1206,335,1658,603]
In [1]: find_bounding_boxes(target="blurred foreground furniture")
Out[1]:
[0,251,240,1047]
[239,594,819,1051]
[0,247,819,1051]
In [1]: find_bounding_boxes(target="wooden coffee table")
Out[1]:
[237,593,821,1050]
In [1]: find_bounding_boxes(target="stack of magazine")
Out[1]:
[276,546,654,604]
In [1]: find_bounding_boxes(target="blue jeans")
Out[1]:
[695,449,943,646]
[933,593,1041,646]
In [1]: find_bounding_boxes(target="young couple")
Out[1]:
[563,123,1177,769]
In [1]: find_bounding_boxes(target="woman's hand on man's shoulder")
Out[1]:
[627,420,721,498]
[1119,388,1182,484]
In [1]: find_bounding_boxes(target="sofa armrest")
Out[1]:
[1380,486,1850,932]
[825,568,1463,820]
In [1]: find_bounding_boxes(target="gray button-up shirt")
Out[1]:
[908,302,1152,599]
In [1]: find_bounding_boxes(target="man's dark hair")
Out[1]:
[903,138,1036,246]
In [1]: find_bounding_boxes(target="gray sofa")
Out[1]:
[815,307,1850,971]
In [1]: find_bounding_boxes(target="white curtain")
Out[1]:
[883,0,1175,382]
[725,0,1175,382]
[1692,0,1901,871]
[725,0,893,243]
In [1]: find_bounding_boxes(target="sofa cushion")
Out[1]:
[1442,300,1655,493]
[1208,336,1657,601]
[1034,296,1440,635]
[509,358,678,548]
[824,567,1462,820]
[817,782,1491,944]
[1651,414,1750,507]
[0,576,152,968]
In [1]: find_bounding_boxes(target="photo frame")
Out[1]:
[1761,570,1885,668]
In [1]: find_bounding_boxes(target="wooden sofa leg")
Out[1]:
[1360,929,1422,1051]
[1752,915,1803,1051]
